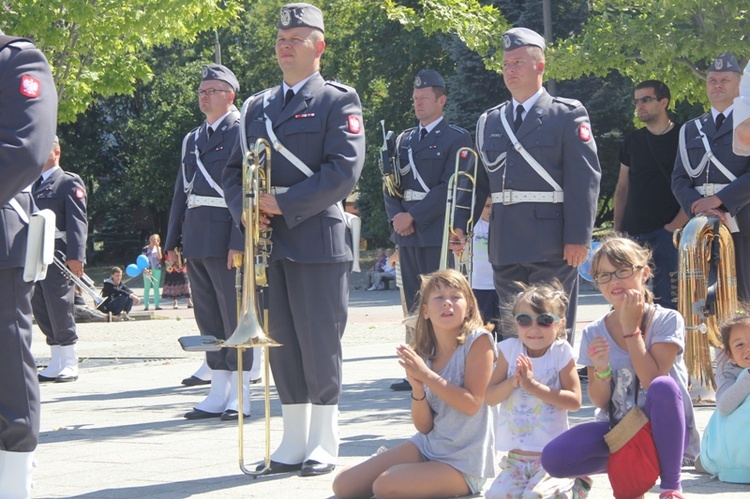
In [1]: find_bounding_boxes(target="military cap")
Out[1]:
[201,64,240,93]
[414,70,445,89]
[707,52,741,74]
[503,27,546,52]
[278,3,325,33]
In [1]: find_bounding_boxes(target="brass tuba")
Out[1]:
[439,147,478,284]
[673,215,737,389]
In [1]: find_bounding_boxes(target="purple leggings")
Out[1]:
[541,376,687,491]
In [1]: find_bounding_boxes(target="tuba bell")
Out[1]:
[673,214,737,389]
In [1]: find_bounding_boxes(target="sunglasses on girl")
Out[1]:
[515,312,559,328]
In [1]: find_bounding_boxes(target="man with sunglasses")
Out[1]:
[165,64,259,421]
[672,53,750,300]
[614,80,688,309]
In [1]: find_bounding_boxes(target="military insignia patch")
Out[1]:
[414,76,422,87]
[578,123,591,141]
[503,34,511,49]
[348,116,361,134]
[460,150,469,159]
[280,8,292,27]
[75,188,85,199]
[714,57,723,70]
[20,74,41,98]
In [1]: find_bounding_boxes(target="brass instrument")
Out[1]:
[439,147,479,284]
[379,120,401,198]
[178,138,280,477]
[673,215,737,389]
[53,251,105,309]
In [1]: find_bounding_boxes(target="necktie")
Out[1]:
[206,126,214,138]
[715,113,725,130]
[33,176,43,190]
[514,105,524,131]
[419,128,428,142]
[284,89,295,108]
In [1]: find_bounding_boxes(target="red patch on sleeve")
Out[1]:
[348,116,361,134]
[20,75,41,98]
[578,123,591,141]
[460,150,469,159]
[75,188,85,199]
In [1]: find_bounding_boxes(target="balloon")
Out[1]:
[136,254,149,271]
[126,264,140,277]
[578,241,602,282]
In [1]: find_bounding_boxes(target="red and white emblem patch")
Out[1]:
[578,123,591,141]
[75,188,85,200]
[348,115,361,134]
[460,150,469,159]
[20,75,41,98]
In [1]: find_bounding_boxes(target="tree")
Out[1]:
[3,0,241,122]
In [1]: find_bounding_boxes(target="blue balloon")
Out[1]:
[136,254,149,271]
[125,263,140,277]
[578,241,601,282]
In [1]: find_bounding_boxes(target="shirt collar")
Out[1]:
[207,110,233,132]
[283,72,319,97]
[512,87,544,117]
[419,116,444,135]
[711,106,734,121]
[41,165,61,182]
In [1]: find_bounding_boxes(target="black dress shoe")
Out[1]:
[255,460,303,475]
[250,377,262,385]
[181,375,211,387]
[389,378,412,391]
[184,408,222,420]
[220,409,251,421]
[38,374,57,382]
[300,460,335,477]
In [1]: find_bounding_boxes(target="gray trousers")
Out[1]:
[267,259,349,406]
[399,245,441,315]
[187,257,253,371]
[0,267,40,452]
[32,265,77,346]
[492,259,579,345]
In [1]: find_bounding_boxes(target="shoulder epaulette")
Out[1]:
[551,96,583,109]
[448,124,470,135]
[325,80,352,93]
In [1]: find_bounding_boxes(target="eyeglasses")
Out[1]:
[632,96,658,106]
[515,312,559,328]
[196,88,232,96]
[593,265,644,284]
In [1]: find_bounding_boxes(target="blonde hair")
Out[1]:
[509,280,569,340]
[412,269,484,359]
[590,235,654,304]
[149,234,161,244]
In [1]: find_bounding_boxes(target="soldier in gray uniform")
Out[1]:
[165,64,257,421]
[672,52,750,299]
[33,137,88,383]
[0,29,57,498]
[384,70,472,391]
[474,27,601,342]
[222,3,365,477]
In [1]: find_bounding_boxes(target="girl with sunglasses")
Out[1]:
[485,281,582,498]
[541,236,699,499]
[333,269,496,498]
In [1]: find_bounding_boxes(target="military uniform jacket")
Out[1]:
[384,120,472,248]
[222,73,365,264]
[672,111,750,232]
[165,111,244,259]
[33,168,88,261]
[475,89,601,265]
[0,34,57,269]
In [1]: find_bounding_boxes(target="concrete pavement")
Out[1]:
[29,285,750,498]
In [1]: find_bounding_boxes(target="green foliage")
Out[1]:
[2,0,242,121]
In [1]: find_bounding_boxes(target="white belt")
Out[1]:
[403,189,427,201]
[491,190,564,205]
[695,183,729,197]
[187,194,227,209]
[270,186,289,195]
[55,230,67,242]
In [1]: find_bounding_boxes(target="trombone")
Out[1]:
[53,251,105,309]
[178,138,280,478]
[439,147,479,284]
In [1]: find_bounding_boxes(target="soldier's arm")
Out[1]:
[0,41,57,205]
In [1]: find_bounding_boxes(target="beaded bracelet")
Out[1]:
[622,327,642,339]
[594,364,612,381]
[411,392,427,401]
